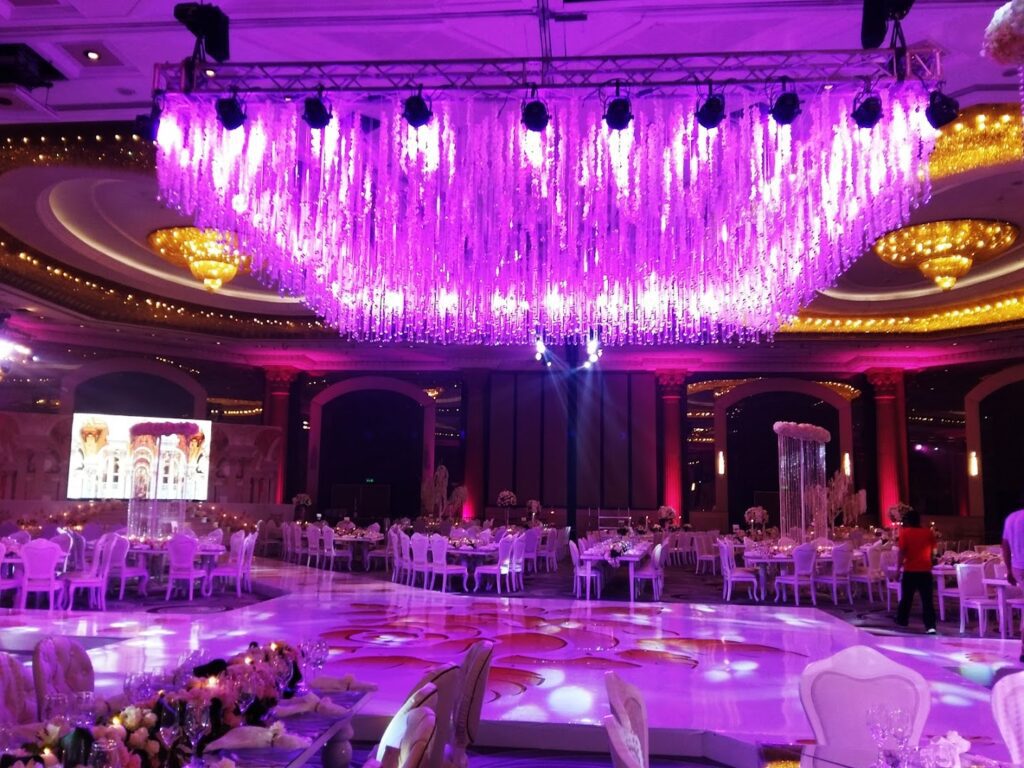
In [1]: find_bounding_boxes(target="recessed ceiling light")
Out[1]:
[204,68,216,77]
[84,50,101,61]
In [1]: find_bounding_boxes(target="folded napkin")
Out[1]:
[274,692,352,719]
[309,674,378,693]
[206,723,311,752]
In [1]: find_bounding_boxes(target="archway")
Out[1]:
[714,378,853,524]
[307,376,436,513]
[61,359,207,418]
[965,363,1024,534]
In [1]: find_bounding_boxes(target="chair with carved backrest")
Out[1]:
[0,650,36,726]
[799,645,930,750]
[32,636,95,722]
[446,640,494,768]
[603,671,649,768]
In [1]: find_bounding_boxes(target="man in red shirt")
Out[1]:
[895,508,937,634]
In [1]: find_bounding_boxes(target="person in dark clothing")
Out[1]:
[895,508,937,634]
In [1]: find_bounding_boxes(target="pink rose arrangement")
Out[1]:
[12,641,304,768]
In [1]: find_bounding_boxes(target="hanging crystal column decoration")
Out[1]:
[156,90,934,345]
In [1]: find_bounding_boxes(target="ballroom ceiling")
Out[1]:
[1,0,1023,349]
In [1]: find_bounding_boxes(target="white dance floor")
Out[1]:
[1,558,1018,763]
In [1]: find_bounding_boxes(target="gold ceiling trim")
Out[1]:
[783,290,1024,334]
[928,103,1023,181]
[686,377,859,400]
[0,233,328,339]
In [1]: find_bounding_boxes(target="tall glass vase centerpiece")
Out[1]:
[127,421,200,541]
[774,422,830,542]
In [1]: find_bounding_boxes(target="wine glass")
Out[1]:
[89,738,122,768]
[234,672,256,718]
[74,691,96,727]
[183,702,210,768]
[123,672,144,702]
[157,704,180,751]
[43,692,70,725]
[888,707,913,765]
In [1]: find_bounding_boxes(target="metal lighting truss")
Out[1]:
[154,48,942,97]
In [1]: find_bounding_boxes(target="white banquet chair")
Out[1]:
[370,682,439,767]
[509,535,527,591]
[32,635,95,721]
[18,538,65,610]
[164,534,208,601]
[203,528,224,546]
[633,543,668,601]
[882,549,903,610]
[473,536,514,594]
[209,530,246,596]
[774,543,818,606]
[539,529,559,572]
[718,540,759,602]
[850,544,885,602]
[695,534,718,575]
[429,536,467,593]
[569,540,602,599]
[992,670,1024,764]
[956,563,1000,636]
[305,524,323,569]
[64,533,115,610]
[447,640,494,768]
[521,527,541,574]
[107,534,149,599]
[0,542,23,602]
[9,530,30,546]
[409,534,432,588]
[366,708,437,768]
[240,532,258,593]
[799,645,930,750]
[385,663,460,768]
[368,527,394,572]
[321,526,351,572]
[816,543,854,605]
[0,650,36,725]
[603,671,649,768]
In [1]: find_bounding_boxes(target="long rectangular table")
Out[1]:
[579,541,652,602]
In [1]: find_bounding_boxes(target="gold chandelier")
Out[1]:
[872,219,1019,291]
[929,104,1022,181]
[147,227,250,291]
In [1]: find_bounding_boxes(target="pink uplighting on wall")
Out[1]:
[157,91,934,345]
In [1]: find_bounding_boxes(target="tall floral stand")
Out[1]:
[126,422,200,540]
[775,421,830,542]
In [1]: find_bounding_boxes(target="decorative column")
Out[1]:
[657,371,687,524]
[462,370,488,521]
[867,368,909,526]
[264,367,299,503]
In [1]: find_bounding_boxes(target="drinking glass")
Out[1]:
[184,702,210,768]
[234,672,256,716]
[43,692,70,724]
[89,738,122,768]
[157,705,180,751]
[123,672,143,702]
[74,691,96,727]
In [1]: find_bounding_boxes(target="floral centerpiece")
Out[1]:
[983,1,1024,65]
[657,505,676,527]
[887,502,912,526]
[10,641,310,768]
[129,421,201,439]
[526,499,541,518]
[496,490,518,508]
[744,506,768,526]
[605,540,628,567]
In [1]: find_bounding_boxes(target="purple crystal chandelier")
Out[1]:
[155,63,936,345]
